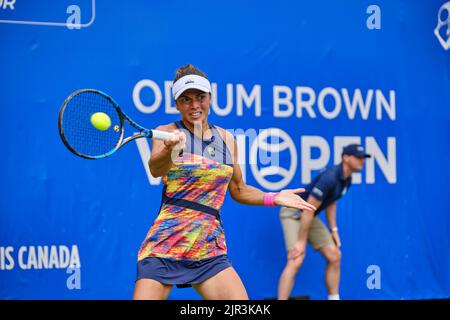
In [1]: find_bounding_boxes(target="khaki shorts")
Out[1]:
[279,207,334,251]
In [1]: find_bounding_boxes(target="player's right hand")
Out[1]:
[164,129,186,151]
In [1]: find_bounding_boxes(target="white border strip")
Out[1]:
[0,0,95,28]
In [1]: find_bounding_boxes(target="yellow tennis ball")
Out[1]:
[90,112,111,131]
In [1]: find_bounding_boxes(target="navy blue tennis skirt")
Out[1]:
[136,254,232,288]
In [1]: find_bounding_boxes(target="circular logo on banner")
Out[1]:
[434,1,450,50]
[249,128,297,190]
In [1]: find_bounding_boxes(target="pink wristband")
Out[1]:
[263,192,278,207]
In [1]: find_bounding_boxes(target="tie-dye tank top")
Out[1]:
[138,121,234,261]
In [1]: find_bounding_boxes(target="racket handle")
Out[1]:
[152,130,176,141]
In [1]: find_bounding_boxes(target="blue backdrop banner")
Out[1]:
[0,0,449,300]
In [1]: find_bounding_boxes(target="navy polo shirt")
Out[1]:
[298,164,352,216]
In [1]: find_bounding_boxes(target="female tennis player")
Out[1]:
[132,64,316,300]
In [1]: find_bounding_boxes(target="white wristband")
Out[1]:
[331,227,338,232]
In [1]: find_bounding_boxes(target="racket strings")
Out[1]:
[61,91,122,158]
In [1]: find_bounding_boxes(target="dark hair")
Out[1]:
[173,64,208,82]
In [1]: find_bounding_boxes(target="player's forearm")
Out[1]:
[149,146,174,177]
[229,183,265,206]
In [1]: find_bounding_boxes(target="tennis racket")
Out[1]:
[58,88,175,159]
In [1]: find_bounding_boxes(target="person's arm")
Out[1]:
[287,172,334,260]
[287,195,321,260]
[219,128,316,212]
[297,195,321,242]
[149,124,186,178]
[325,201,341,247]
[325,201,337,231]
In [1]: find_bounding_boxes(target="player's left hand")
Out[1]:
[275,188,316,213]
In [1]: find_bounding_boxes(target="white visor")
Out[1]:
[172,75,212,100]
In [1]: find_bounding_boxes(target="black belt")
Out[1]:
[163,197,222,226]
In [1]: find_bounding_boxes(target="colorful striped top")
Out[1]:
[138,121,234,261]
